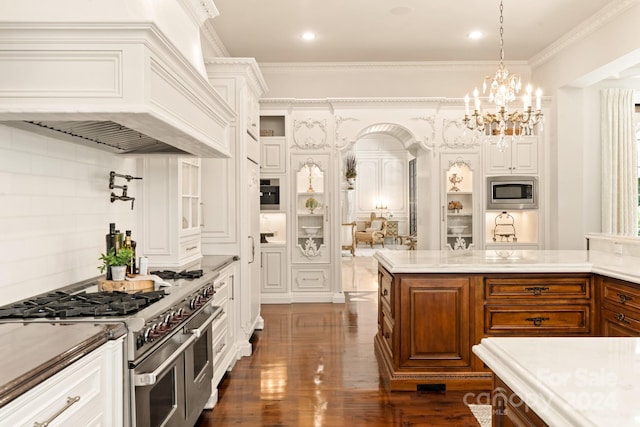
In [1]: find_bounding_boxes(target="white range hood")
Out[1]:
[0,0,234,157]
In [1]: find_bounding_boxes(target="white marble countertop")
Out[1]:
[473,337,640,427]
[373,249,640,284]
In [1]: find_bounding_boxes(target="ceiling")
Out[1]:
[209,0,615,63]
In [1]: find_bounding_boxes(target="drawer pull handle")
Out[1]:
[34,395,80,427]
[186,245,198,251]
[384,332,390,339]
[525,317,550,326]
[618,293,632,304]
[382,289,389,297]
[524,287,549,295]
[615,313,630,324]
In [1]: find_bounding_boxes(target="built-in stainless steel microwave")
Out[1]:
[487,176,538,210]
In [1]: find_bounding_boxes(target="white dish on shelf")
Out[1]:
[302,226,321,236]
[448,225,467,234]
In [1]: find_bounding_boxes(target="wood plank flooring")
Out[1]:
[196,292,485,427]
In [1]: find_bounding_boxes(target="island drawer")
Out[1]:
[380,310,394,353]
[601,277,640,313]
[601,305,640,336]
[484,305,591,335]
[379,268,393,314]
[484,275,592,300]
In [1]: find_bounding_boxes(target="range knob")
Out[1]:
[190,295,202,310]
[202,285,214,298]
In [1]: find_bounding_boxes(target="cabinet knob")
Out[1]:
[382,289,388,297]
[614,313,630,324]
[618,293,632,304]
[525,317,549,326]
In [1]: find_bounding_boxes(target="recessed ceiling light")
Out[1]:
[301,32,316,41]
[468,31,483,40]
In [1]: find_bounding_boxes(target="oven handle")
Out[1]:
[133,334,197,387]
[186,308,222,338]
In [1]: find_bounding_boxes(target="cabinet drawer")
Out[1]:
[485,276,591,299]
[292,268,330,292]
[485,305,591,335]
[601,278,640,312]
[179,235,201,261]
[601,305,640,336]
[379,269,393,314]
[380,309,394,352]
[0,343,115,426]
[212,324,230,367]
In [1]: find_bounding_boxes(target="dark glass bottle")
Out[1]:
[105,223,116,280]
[124,230,136,275]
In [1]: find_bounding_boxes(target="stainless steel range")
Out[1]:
[0,268,223,427]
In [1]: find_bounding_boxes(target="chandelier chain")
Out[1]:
[499,0,504,64]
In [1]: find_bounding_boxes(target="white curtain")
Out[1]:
[601,88,638,235]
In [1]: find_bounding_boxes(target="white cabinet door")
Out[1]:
[485,136,538,175]
[261,246,287,296]
[260,137,286,173]
[441,154,481,250]
[291,154,331,264]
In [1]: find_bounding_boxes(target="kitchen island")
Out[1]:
[473,337,640,427]
[372,250,640,391]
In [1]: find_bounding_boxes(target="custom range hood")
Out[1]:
[0,0,234,157]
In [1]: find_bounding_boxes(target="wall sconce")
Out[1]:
[375,202,388,217]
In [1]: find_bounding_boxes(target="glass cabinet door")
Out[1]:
[444,159,474,250]
[294,158,326,259]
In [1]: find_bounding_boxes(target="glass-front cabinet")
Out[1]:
[292,154,330,263]
[441,154,480,251]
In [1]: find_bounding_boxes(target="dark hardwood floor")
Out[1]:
[196,293,484,426]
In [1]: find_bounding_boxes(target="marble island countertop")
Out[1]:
[473,337,640,427]
[373,249,640,285]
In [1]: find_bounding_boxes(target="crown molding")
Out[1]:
[204,57,268,94]
[201,19,230,58]
[257,61,529,73]
[530,0,640,68]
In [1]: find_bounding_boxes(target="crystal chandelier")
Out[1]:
[463,0,543,151]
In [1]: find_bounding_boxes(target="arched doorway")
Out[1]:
[338,123,422,293]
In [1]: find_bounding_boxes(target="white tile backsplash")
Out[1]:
[0,124,139,305]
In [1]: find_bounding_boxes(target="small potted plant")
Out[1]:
[345,153,357,188]
[305,197,319,214]
[99,247,134,281]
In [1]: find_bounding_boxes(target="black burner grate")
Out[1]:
[0,290,166,319]
[150,269,204,280]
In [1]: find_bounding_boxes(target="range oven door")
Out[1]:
[133,334,189,427]
[184,308,215,426]
[132,305,218,427]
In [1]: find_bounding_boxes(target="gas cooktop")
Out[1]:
[0,290,166,319]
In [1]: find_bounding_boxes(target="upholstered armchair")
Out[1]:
[354,213,388,248]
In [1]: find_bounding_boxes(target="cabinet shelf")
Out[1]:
[447,213,472,217]
[297,213,323,217]
[448,234,473,238]
[447,191,472,195]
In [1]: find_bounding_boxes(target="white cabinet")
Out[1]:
[291,154,331,264]
[441,154,481,250]
[260,136,287,173]
[261,245,287,302]
[0,338,123,426]
[140,158,202,268]
[485,136,538,175]
[207,260,238,408]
